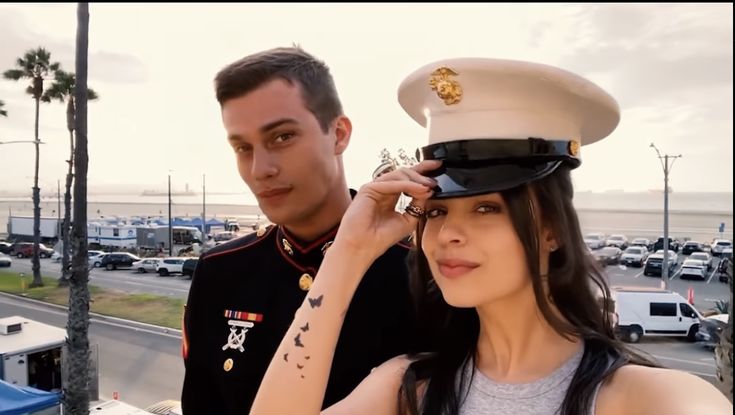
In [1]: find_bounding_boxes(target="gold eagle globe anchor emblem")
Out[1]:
[429,67,463,105]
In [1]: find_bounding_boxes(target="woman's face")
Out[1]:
[421,192,541,308]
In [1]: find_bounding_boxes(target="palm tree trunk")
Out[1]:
[30,95,43,287]
[58,119,74,287]
[64,4,91,414]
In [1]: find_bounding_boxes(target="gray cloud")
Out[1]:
[0,8,147,85]
[89,51,147,83]
[525,5,732,106]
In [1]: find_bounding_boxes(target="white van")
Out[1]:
[612,287,703,343]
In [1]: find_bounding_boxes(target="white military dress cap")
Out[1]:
[397,58,620,198]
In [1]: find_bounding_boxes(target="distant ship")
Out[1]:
[142,183,196,196]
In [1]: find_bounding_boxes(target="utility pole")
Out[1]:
[57,179,61,241]
[650,143,682,290]
[168,172,173,256]
[202,174,206,242]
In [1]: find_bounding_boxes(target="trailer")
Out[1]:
[0,316,65,392]
[88,222,138,249]
[0,316,152,413]
[136,226,202,250]
[6,216,59,242]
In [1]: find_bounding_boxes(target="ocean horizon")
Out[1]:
[1,191,733,242]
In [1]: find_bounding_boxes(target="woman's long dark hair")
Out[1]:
[399,166,659,415]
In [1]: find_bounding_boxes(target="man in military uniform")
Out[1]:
[180,47,418,414]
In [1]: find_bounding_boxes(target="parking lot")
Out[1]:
[601,253,730,313]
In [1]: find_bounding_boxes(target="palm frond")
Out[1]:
[42,81,67,103]
[54,70,76,91]
[33,47,51,64]
[3,69,24,80]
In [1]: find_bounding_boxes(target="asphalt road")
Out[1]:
[5,252,730,311]
[4,257,191,299]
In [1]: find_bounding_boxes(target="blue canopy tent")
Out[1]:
[170,217,225,234]
[0,379,61,415]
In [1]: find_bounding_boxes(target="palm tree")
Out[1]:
[3,47,61,288]
[42,70,98,287]
[63,4,92,414]
[0,100,7,117]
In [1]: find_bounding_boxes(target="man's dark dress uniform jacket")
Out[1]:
[181,221,417,414]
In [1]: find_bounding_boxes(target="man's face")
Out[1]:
[221,79,347,226]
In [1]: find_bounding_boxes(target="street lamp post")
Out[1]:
[57,179,61,241]
[168,172,173,256]
[650,143,682,290]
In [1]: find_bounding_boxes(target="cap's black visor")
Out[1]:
[418,138,580,198]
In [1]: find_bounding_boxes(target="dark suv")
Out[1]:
[182,258,199,279]
[643,254,675,277]
[653,237,680,253]
[681,241,704,255]
[100,252,141,270]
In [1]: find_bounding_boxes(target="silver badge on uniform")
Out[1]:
[222,320,254,352]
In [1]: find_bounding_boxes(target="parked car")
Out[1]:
[0,242,13,254]
[11,242,55,258]
[680,259,706,281]
[593,247,622,266]
[653,237,680,253]
[701,242,712,254]
[87,251,107,268]
[156,257,187,276]
[711,239,733,257]
[133,258,163,273]
[688,252,713,271]
[213,231,236,242]
[584,233,606,250]
[654,249,680,266]
[100,252,141,270]
[613,287,702,343]
[605,234,628,249]
[696,313,728,349]
[681,241,704,255]
[643,252,676,277]
[0,253,12,267]
[620,247,648,267]
[182,258,199,278]
[630,238,652,251]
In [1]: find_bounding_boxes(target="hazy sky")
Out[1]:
[0,3,732,196]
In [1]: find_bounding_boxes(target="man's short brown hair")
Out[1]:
[215,46,343,133]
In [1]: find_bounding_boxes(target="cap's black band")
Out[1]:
[415,138,581,198]
[418,137,578,165]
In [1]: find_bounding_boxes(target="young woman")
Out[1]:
[249,58,732,415]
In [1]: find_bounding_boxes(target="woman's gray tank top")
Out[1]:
[458,346,602,415]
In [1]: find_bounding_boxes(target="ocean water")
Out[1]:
[1,191,732,242]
